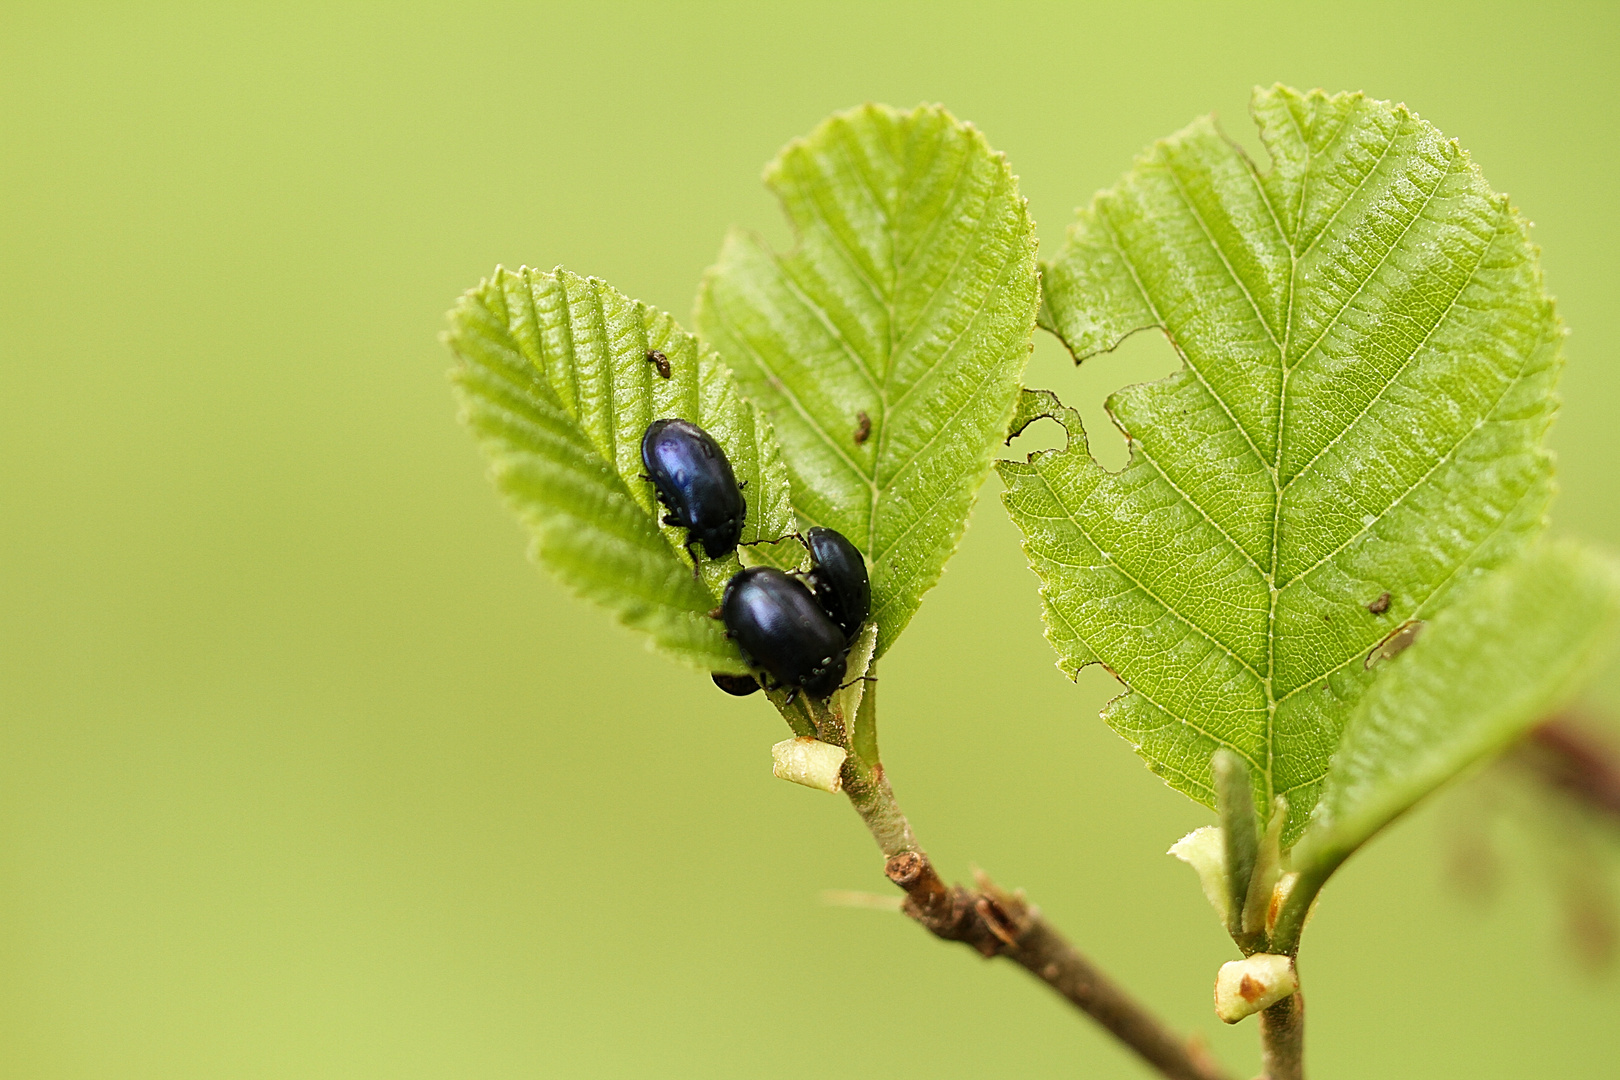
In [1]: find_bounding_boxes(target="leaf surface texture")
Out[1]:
[697,104,1040,657]
[1293,541,1620,876]
[448,266,792,672]
[1000,87,1562,838]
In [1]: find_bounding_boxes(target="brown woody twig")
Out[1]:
[805,679,1233,1080]
[879,849,1232,1080]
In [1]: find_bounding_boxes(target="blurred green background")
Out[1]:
[4,2,1618,1076]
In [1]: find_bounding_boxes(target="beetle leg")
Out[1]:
[739,530,805,549]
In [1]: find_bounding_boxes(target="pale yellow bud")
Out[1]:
[1214,953,1296,1023]
[771,737,847,793]
[1168,826,1230,925]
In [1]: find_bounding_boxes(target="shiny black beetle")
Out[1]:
[721,566,848,700]
[801,526,870,641]
[640,418,746,565]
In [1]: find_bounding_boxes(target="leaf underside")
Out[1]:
[1294,541,1620,876]
[697,103,1040,658]
[999,85,1562,841]
[447,266,793,673]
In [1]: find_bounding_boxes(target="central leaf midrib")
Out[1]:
[704,294,873,502]
[868,264,1027,569]
[1145,119,1456,812]
[773,139,1011,567]
[872,239,1017,502]
[1258,118,1453,808]
[1097,211,1273,478]
[780,138,902,553]
[1263,155,1297,813]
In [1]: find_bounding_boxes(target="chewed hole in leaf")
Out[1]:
[1021,326,1181,471]
[1001,85,1566,843]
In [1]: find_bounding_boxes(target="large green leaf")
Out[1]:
[1285,542,1620,927]
[999,86,1562,840]
[696,103,1040,657]
[447,266,793,673]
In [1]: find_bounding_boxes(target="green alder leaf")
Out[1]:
[696,103,1040,658]
[446,265,793,673]
[999,86,1562,841]
[1291,540,1620,889]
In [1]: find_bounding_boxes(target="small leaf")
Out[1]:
[1000,86,1562,840]
[833,621,879,736]
[1212,749,1261,934]
[1291,541,1620,881]
[696,103,1040,657]
[1243,798,1287,938]
[447,266,793,673]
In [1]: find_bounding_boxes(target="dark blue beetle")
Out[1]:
[721,566,848,701]
[801,526,870,641]
[640,418,746,566]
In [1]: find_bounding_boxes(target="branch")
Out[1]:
[882,849,1232,1080]
[820,690,1232,1080]
[775,673,1232,1079]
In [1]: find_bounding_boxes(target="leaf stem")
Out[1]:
[842,751,918,858]
[1257,992,1305,1080]
[1269,863,1332,958]
[802,690,1234,1080]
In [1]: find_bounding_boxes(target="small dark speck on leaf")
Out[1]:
[646,350,671,378]
[853,411,871,445]
[1367,591,1391,615]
